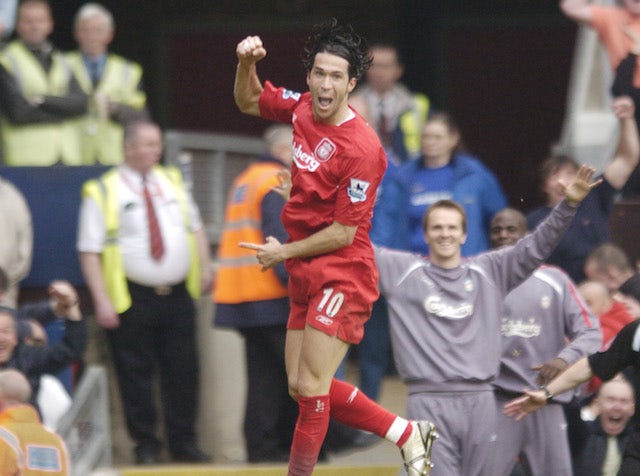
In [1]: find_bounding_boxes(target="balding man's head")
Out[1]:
[578,280,612,316]
[0,369,32,406]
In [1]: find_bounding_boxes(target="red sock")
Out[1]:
[329,379,413,446]
[287,394,330,476]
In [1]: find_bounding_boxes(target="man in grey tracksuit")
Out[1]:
[490,208,602,476]
[374,165,600,476]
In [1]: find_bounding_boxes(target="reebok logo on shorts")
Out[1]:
[315,315,333,326]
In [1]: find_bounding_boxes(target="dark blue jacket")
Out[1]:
[378,152,507,255]
[3,318,86,409]
[527,176,617,282]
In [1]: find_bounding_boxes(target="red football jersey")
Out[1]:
[259,81,387,259]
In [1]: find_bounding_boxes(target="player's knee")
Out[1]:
[295,372,325,397]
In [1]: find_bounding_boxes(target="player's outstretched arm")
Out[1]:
[234,35,267,117]
[504,356,593,420]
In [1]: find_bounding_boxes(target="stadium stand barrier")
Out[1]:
[56,365,112,476]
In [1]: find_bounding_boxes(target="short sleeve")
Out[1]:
[333,146,386,226]
[259,81,301,124]
[76,196,106,253]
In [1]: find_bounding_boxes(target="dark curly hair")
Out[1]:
[302,18,372,81]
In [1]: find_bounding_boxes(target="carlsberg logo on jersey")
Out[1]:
[424,295,473,319]
[501,317,542,338]
[292,141,320,171]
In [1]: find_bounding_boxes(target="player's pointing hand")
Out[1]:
[239,236,285,271]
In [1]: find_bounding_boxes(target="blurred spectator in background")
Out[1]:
[577,279,635,402]
[578,280,636,351]
[78,120,212,465]
[527,96,640,282]
[585,242,640,303]
[572,375,636,476]
[0,173,32,307]
[560,0,640,119]
[0,298,85,415]
[380,111,507,255]
[66,2,147,165]
[0,0,88,166]
[560,0,640,200]
[349,43,429,165]
[213,124,297,463]
[0,369,70,475]
[0,270,81,429]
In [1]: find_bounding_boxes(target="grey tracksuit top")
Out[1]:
[375,200,579,392]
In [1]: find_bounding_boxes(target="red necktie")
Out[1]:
[142,178,164,260]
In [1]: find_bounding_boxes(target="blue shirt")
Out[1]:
[378,152,508,255]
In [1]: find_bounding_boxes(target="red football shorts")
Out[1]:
[286,255,379,345]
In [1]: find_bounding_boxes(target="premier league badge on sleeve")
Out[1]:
[347,178,370,203]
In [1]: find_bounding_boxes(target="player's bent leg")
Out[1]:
[329,379,437,475]
[401,420,438,476]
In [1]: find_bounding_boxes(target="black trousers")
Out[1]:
[107,281,199,451]
[240,325,297,461]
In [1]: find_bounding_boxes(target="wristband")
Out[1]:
[541,385,554,403]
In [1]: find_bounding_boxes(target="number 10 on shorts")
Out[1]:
[317,288,345,318]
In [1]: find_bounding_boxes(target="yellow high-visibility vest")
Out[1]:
[0,40,81,165]
[65,51,146,165]
[82,166,200,313]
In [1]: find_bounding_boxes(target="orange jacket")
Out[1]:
[0,405,70,475]
[214,162,289,304]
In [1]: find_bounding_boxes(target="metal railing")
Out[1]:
[164,130,264,246]
[56,366,111,476]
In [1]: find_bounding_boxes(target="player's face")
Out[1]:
[489,210,527,249]
[543,164,576,207]
[16,2,53,48]
[424,208,467,266]
[0,313,17,364]
[306,52,356,125]
[597,380,635,436]
[74,16,113,57]
[623,0,640,16]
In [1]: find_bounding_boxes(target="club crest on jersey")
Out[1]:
[347,178,370,203]
[314,138,337,163]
